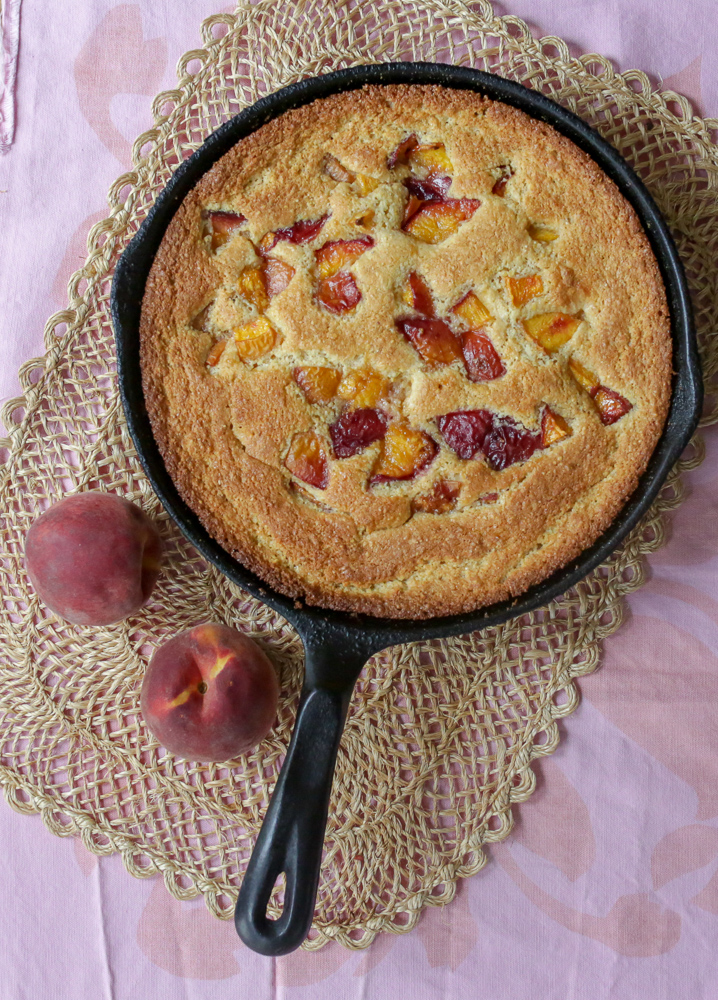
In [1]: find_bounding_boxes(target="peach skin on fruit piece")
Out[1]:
[330,408,387,458]
[371,424,437,483]
[461,330,505,382]
[261,257,295,299]
[140,623,279,762]
[317,271,362,314]
[402,199,480,244]
[400,272,435,316]
[285,431,329,489]
[24,491,162,626]
[206,210,246,250]
[315,237,374,280]
[397,316,463,367]
[591,386,633,425]
[234,317,277,360]
[522,313,581,353]
[293,366,341,404]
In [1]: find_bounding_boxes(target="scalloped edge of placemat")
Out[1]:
[0,0,714,951]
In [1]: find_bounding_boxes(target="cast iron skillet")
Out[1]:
[111,62,702,956]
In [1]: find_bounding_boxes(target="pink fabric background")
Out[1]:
[1,2,717,996]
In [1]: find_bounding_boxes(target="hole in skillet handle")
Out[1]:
[111,62,701,956]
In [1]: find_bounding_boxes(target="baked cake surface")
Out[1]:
[140,84,672,618]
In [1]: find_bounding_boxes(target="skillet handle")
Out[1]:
[234,682,352,956]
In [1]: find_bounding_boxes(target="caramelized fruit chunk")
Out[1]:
[285,432,328,489]
[337,369,390,409]
[260,215,329,252]
[355,209,375,230]
[412,479,460,514]
[354,173,380,196]
[315,237,374,279]
[438,410,541,470]
[207,211,246,249]
[330,408,387,458]
[206,340,227,368]
[461,330,506,382]
[523,313,581,352]
[262,257,295,298]
[528,223,559,243]
[236,268,269,312]
[371,424,437,483]
[451,291,493,328]
[591,387,633,425]
[508,274,544,307]
[293,366,341,404]
[397,317,462,367]
[407,143,453,176]
[401,271,435,316]
[404,174,452,202]
[492,166,513,196]
[317,272,362,314]
[387,133,419,168]
[541,407,571,446]
[402,193,423,225]
[568,358,599,392]
[233,317,277,360]
[402,198,480,244]
[437,410,492,460]
[324,154,354,182]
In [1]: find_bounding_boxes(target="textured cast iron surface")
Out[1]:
[111,62,702,954]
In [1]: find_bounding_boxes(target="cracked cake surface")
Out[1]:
[140,84,672,618]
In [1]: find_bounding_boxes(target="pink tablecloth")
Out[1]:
[1,2,717,997]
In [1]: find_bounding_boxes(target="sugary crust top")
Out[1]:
[140,84,672,618]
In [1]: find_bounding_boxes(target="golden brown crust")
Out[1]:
[140,84,672,619]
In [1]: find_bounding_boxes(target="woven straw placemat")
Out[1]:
[0,0,716,951]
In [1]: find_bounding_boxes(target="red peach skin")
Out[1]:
[140,623,280,761]
[24,491,162,625]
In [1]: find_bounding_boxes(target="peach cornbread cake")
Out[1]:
[140,84,671,618]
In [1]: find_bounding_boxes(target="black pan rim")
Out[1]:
[111,61,702,650]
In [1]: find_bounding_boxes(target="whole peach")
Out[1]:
[25,491,162,626]
[140,623,279,761]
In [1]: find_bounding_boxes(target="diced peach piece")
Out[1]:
[522,313,581,353]
[261,256,295,298]
[541,407,572,447]
[400,271,435,316]
[236,267,269,312]
[403,193,423,225]
[355,209,375,230]
[315,237,374,279]
[317,272,362,314]
[293,366,341,404]
[324,154,353,183]
[591,387,633,425]
[491,166,513,196]
[508,274,544,307]
[354,173,380,196]
[461,330,506,382]
[206,340,227,368]
[397,317,463,367]
[387,133,419,168]
[330,408,387,458]
[207,210,246,249]
[337,369,390,409]
[412,479,460,514]
[451,290,493,328]
[408,143,453,176]
[371,424,437,483]
[403,199,480,244]
[233,316,277,360]
[285,432,328,489]
[528,223,559,242]
[568,358,599,392]
[260,215,329,252]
